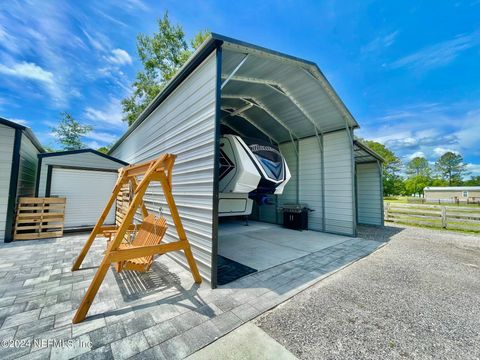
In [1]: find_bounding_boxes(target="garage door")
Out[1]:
[50,168,117,228]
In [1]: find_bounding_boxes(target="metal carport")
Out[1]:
[110,33,381,287]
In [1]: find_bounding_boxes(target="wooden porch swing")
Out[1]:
[71,154,202,324]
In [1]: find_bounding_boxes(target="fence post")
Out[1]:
[441,206,447,228]
[385,202,390,221]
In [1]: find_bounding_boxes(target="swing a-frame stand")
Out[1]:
[71,154,202,324]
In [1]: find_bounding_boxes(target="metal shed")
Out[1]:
[354,140,384,226]
[36,149,128,229]
[109,34,383,286]
[0,117,44,242]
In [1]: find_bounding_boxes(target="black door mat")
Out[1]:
[217,255,257,285]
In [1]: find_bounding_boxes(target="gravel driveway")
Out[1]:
[256,225,480,360]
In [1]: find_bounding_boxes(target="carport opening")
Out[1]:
[215,45,354,286]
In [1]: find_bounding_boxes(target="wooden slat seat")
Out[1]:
[114,214,167,272]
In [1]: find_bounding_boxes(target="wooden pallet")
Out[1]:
[13,197,66,240]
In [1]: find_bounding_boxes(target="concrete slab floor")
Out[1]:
[218,220,352,271]
[185,322,297,360]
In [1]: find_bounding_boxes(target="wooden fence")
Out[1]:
[384,202,480,232]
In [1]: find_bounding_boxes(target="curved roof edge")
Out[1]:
[0,117,45,153]
[354,140,385,163]
[109,33,360,154]
[39,148,128,166]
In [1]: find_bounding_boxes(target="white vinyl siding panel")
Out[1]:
[111,53,217,282]
[0,125,15,241]
[299,137,323,231]
[38,152,124,197]
[357,162,382,226]
[323,130,354,235]
[17,133,39,198]
[50,168,117,228]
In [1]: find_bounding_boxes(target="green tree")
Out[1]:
[434,152,467,186]
[405,157,431,196]
[97,146,110,154]
[51,112,92,151]
[464,176,480,186]
[122,12,210,125]
[406,157,431,177]
[363,140,404,196]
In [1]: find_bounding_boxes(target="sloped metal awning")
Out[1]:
[217,35,359,144]
[353,140,384,163]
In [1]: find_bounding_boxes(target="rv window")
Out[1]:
[463,191,468,197]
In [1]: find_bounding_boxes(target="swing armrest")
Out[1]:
[101,225,138,240]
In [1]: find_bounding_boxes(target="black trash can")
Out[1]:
[281,204,311,230]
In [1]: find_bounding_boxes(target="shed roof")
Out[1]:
[0,117,44,152]
[353,140,384,163]
[424,186,480,192]
[110,33,360,152]
[39,149,128,165]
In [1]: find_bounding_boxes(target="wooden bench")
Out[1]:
[114,214,167,272]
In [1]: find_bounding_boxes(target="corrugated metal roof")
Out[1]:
[110,33,360,152]
[353,140,384,163]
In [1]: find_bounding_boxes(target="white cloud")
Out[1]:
[357,101,480,170]
[85,131,118,144]
[433,147,458,157]
[362,31,399,54]
[106,49,132,65]
[84,98,126,128]
[124,0,148,11]
[9,118,29,126]
[465,163,480,177]
[81,29,110,53]
[407,151,425,160]
[85,140,102,149]
[454,109,480,152]
[0,62,54,84]
[390,31,479,71]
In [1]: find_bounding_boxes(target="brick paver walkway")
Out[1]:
[0,232,383,359]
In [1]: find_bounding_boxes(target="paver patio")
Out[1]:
[0,230,384,359]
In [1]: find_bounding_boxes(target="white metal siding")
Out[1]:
[357,162,382,226]
[111,53,217,282]
[299,137,323,231]
[38,152,124,196]
[50,168,117,228]
[17,133,39,198]
[323,130,354,235]
[0,125,14,241]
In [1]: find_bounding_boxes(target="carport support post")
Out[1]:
[71,172,126,271]
[377,159,384,226]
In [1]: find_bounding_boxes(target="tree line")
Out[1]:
[362,140,479,196]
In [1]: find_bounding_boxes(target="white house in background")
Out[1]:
[0,117,44,242]
[424,186,480,204]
